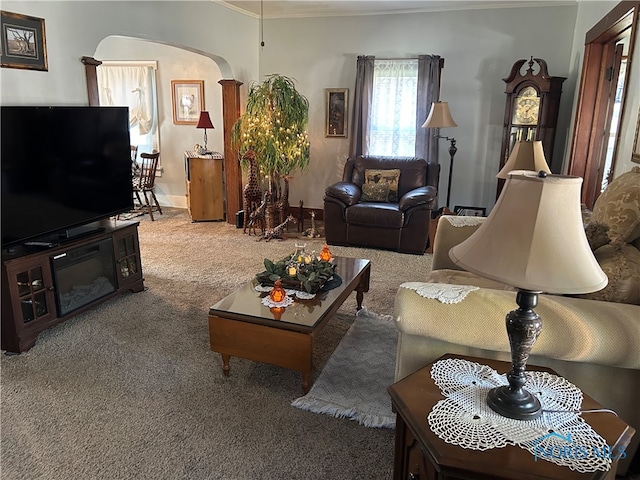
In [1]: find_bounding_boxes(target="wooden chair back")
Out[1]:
[136,152,160,191]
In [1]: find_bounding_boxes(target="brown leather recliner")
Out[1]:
[323,155,439,255]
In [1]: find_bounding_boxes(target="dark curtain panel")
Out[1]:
[349,55,375,158]
[415,55,442,163]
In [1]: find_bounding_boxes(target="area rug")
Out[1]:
[291,308,397,428]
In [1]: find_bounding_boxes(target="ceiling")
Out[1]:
[217,0,573,19]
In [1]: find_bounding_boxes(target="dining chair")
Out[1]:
[133,151,163,221]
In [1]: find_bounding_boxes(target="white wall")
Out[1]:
[615,16,640,177]
[259,5,577,211]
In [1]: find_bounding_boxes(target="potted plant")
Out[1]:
[232,74,310,227]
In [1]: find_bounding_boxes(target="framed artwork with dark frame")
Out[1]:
[325,88,348,137]
[0,11,48,71]
[171,80,204,125]
[632,107,640,164]
[454,205,486,217]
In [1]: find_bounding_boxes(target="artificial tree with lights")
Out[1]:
[232,74,310,228]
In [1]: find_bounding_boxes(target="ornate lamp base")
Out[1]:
[487,289,543,420]
[487,385,542,420]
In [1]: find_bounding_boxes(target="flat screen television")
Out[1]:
[1,106,134,249]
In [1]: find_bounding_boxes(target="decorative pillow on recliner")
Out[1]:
[364,169,401,202]
[361,182,390,202]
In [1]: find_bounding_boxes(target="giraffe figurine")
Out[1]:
[275,175,292,225]
[259,215,297,242]
[303,210,321,238]
[247,191,270,236]
[242,150,262,233]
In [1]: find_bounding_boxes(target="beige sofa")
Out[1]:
[394,167,640,473]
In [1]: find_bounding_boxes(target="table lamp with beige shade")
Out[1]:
[497,140,551,179]
[449,170,607,420]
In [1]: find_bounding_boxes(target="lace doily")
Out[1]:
[400,282,479,304]
[428,358,612,473]
[445,216,486,227]
[255,284,316,300]
[261,295,294,308]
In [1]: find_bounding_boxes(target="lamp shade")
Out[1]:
[497,140,551,179]
[449,171,607,294]
[196,111,214,129]
[421,102,457,129]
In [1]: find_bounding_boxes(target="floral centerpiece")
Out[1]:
[255,252,336,293]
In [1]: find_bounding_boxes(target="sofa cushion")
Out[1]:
[364,168,400,202]
[574,242,640,305]
[346,203,403,228]
[361,181,390,202]
[590,166,640,242]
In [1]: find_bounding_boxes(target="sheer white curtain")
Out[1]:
[97,62,159,154]
[368,59,418,156]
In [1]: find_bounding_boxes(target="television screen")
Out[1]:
[1,106,134,249]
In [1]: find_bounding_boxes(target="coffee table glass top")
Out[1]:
[209,257,370,329]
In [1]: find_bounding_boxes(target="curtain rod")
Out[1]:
[374,57,445,67]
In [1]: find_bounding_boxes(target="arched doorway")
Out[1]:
[82,37,242,224]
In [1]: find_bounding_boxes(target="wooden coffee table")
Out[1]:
[208,256,371,393]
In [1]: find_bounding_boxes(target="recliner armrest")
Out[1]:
[398,186,437,211]
[325,182,361,206]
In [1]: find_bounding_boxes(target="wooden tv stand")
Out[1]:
[1,221,144,353]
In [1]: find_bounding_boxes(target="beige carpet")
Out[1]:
[1,208,433,480]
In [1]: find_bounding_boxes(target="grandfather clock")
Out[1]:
[498,57,566,197]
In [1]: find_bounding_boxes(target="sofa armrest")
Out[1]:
[432,215,486,271]
[324,182,361,206]
[398,185,437,211]
[394,284,640,369]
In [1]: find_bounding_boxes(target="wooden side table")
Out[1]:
[387,354,635,480]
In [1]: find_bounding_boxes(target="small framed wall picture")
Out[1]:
[632,107,640,164]
[171,80,204,125]
[325,88,348,137]
[0,10,48,71]
[454,205,486,217]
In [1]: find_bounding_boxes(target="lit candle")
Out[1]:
[304,255,312,264]
[288,265,297,276]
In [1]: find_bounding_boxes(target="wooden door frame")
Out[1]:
[567,1,638,208]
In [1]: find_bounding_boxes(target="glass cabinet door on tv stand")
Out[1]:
[5,256,57,328]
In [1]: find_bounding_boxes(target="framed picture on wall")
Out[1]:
[171,80,204,125]
[632,107,640,164]
[454,205,486,217]
[0,10,48,71]
[325,88,348,137]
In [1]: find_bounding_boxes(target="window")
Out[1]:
[368,59,418,156]
[96,62,159,159]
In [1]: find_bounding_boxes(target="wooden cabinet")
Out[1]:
[184,151,225,221]
[499,57,566,197]
[1,222,144,353]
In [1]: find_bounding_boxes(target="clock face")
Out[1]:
[513,86,540,125]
